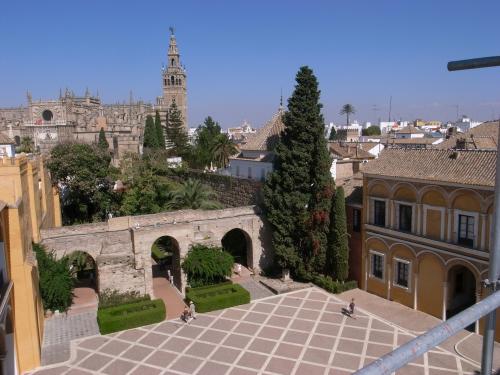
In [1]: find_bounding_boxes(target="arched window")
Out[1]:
[178,79,182,86]
[164,79,167,86]
[171,58,175,67]
[171,76,175,85]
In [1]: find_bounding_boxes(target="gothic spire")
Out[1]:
[168,26,179,58]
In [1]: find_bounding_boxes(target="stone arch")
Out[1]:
[449,189,482,211]
[221,228,253,269]
[391,182,417,202]
[445,258,481,281]
[67,250,98,290]
[417,252,446,318]
[365,236,389,252]
[150,235,182,291]
[388,243,417,260]
[419,185,448,206]
[367,179,391,198]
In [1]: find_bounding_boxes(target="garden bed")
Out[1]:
[97,299,166,334]
[187,283,250,313]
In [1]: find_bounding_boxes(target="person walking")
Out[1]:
[349,298,355,316]
[189,301,196,319]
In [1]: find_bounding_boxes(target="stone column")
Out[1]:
[442,281,448,320]
[364,255,369,291]
[416,204,423,235]
[475,289,481,334]
[389,200,395,229]
[386,261,392,300]
[447,208,453,243]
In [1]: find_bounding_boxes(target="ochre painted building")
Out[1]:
[0,154,61,373]
[361,148,499,339]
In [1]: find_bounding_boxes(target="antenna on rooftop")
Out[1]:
[388,96,392,122]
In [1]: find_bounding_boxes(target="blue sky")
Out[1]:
[1,1,500,129]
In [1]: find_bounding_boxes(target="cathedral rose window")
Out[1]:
[42,110,53,122]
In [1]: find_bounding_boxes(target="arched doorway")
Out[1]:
[67,251,98,312]
[447,265,476,331]
[151,236,181,291]
[221,229,252,268]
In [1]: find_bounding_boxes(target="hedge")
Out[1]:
[97,299,166,334]
[312,274,358,294]
[187,283,250,313]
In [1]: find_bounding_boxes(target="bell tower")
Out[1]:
[162,27,188,130]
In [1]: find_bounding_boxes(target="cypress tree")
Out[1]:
[166,102,188,155]
[263,66,334,276]
[326,187,349,281]
[143,115,158,149]
[154,111,166,149]
[98,127,109,150]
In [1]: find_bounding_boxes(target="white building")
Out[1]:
[454,116,482,133]
[227,120,256,140]
[229,108,284,181]
[394,125,425,139]
[0,134,15,157]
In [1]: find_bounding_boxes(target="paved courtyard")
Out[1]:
[28,287,482,375]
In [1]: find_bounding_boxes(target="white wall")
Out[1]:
[229,159,273,181]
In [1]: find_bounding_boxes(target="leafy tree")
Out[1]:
[166,102,188,155]
[143,115,158,149]
[362,125,381,136]
[166,178,222,210]
[47,142,114,224]
[18,136,34,153]
[187,116,222,168]
[34,243,74,312]
[329,126,337,141]
[98,127,109,150]
[154,111,166,149]
[339,104,356,126]
[181,244,234,287]
[263,66,334,276]
[326,187,349,281]
[211,134,237,168]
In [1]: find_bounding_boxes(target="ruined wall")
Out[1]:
[171,170,262,207]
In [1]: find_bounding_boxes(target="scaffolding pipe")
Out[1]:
[447,56,500,71]
[353,290,500,375]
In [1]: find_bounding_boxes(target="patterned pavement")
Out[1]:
[27,287,480,375]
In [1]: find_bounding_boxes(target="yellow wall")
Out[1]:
[0,155,62,373]
[390,245,415,308]
[426,209,442,240]
[417,254,445,318]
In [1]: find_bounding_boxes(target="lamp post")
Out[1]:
[448,55,500,375]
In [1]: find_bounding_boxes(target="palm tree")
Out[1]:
[19,136,34,153]
[339,104,356,126]
[166,179,222,210]
[210,134,238,168]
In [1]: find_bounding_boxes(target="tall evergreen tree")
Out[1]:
[98,127,109,150]
[263,66,334,276]
[166,102,188,155]
[143,115,158,149]
[154,111,166,149]
[326,187,349,281]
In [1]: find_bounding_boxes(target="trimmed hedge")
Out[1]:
[312,274,357,294]
[187,283,250,313]
[97,299,166,334]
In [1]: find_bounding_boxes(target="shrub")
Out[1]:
[98,289,150,309]
[182,244,234,288]
[97,299,166,334]
[33,243,74,312]
[151,244,169,264]
[312,274,357,294]
[187,283,250,313]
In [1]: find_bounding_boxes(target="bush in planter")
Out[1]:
[312,274,357,294]
[181,244,234,288]
[33,243,74,312]
[97,299,166,334]
[187,283,250,313]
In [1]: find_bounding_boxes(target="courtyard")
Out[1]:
[27,287,485,375]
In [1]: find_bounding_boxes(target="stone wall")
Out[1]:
[171,170,262,207]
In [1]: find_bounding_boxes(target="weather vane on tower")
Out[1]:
[169,26,175,35]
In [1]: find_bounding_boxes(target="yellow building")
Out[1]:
[0,154,61,373]
[361,148,499,339]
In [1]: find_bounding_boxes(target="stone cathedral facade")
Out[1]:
[0,29,188,158]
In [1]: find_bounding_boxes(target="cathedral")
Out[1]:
[0,29,188,159]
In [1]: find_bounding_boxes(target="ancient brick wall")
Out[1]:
[171,170,262,207]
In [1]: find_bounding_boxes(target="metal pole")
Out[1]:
[354,290,500,375]
[447,56,500,375]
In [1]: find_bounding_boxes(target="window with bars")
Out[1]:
[370,252,384,279]
[399,204,412,232]
[374,200,386,227]
[394,259,410,288]
[458,214,474,247]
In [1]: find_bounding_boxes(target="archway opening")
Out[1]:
[68,251,98,312]
[447,265,476,331]
[151,236,181,291]
[222,229,251,268]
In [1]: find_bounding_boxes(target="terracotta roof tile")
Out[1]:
[240,109,284,151]
[436,121,499,150]
[329,142,374,159]
[363,148,496,187]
